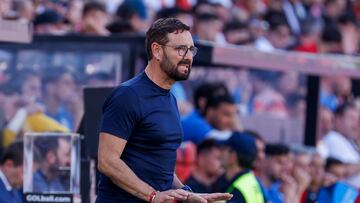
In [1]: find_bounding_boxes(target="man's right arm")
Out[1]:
[98,132,155,200]
[97,132,189,202]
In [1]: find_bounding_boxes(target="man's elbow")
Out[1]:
[97,153,110,175]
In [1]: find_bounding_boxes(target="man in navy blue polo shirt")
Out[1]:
[96,18,233,203]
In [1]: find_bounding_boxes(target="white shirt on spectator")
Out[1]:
[0,169,12,191]
[254,36,275,52]
[317,130,360,164]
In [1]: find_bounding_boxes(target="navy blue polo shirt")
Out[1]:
[97,72,183,202]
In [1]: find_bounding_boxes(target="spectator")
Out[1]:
[182,82,232,144]
[80,1,109,36]
[156,7,193,29]
[244,130,266,174]
[317,106,334,140]
[193,12,226,44]
[204,94,240,131]
[325,157,346,180]
[258,143,298,203]
[33,136,71,192]
[214,131,266,203]
[319,24,343,54]
[294,17,322,53]
[115,0,150,33]
[2,70,68,148]
[42,67,78,131]
[64,0,83,32]
[33,9,69,35]
[185,139,223,193]
[302,153,326,203]
[223,20,253,45]
[107,19,134,34]
[317,102,360,163]
[254,11,294,51]
[0,141,23,203]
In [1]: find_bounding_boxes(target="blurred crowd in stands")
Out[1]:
[0,0,359,202]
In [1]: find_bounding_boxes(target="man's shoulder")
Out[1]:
[322,131,348,144]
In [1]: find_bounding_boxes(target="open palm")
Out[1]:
[186,192,233,203]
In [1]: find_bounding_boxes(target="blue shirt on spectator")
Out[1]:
[181,110,213,144]
[267,181,283,203]
[97,72,183,202]
[0,170,22,203]
[32,170,67,193]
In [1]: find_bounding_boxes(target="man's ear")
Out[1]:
[151,42,162,61]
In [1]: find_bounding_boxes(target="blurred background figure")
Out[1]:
[33,136,71,193]
[115,0,150,33]
[213,131,266,203]
[185,139,223,193]
[0,141,23,203]
[80,1,109,36]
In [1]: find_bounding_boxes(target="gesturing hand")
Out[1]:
[153,189,189,203]
[186,192,233,203]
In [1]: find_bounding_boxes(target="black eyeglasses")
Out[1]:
[161,44,198,57]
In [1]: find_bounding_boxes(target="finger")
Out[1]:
[201,193,233,201]
[175,189,190,196]
[188,194,207,203]
[168,191,188,200]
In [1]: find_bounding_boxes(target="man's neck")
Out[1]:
[145,61,175,90]
[192,167,217,186]
[225,164,242,181]
[333,129,350,140]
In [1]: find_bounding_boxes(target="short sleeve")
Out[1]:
[100,86,141,140]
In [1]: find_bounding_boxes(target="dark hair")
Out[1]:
[11,69,40,93]
[193,82,229,110]
[334,102,355,117]
[116,0,147,20]
[237,153,255,169]
[156,7,190,19]
[34,9,63,26]
[321,25,341,43]
[196,139,219,156]
[264,11,289,31]
[325,157,343,171]
[265,143,290,156]
[205,94,235,112]
[107,19,134,34]
[82,2,106,17]
[224,20,248,33]
[42,66,72,86]
[145,18,190,60]
[35,137,60,160]
[196,12,219,22]
[0,141,23,166]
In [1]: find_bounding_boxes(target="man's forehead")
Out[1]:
[167,30,193,45]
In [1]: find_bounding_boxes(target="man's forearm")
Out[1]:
[173,174,184,189]
[99,156,155,201]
